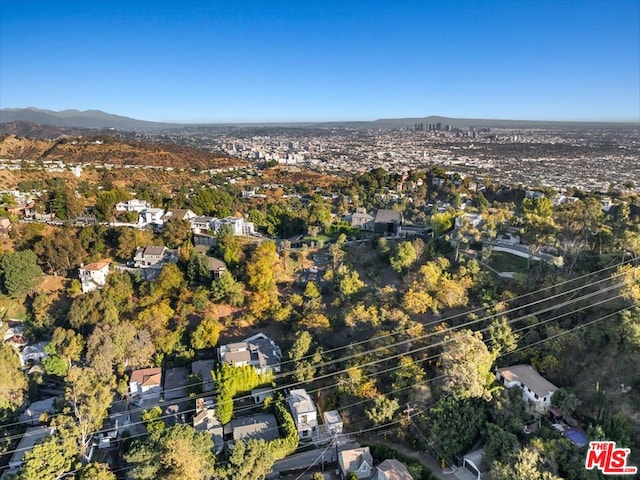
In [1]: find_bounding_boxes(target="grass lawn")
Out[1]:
[487,251,529,273]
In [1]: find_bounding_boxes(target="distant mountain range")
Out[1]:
[1,107,637,131]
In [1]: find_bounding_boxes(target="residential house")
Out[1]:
[251,387,274,405]
[115,199,150,212]
[373,209,402,235]
[525,190,545,200]
[287,389,318,440]
[323,410,343,436]
[346,208,374,231]
[6,426,53,475]
[193,245,227,279]
[18,341,49,367]
[129,367,162,403]
[230,413,279,443]
[133,246,173,268]
[496,364,558,411]
[138,208,165,227]
[455,213,483,230]
[218,333,282,374]
[163,367,190,402]
[338,446,374,479]
[191,216,216,234]
[162,208,197,223]
[78,260,110,294]
[191,359,216,393]
[453,448,486,480]
[212,216,255,236]
[375,459,414,480]
[19,397,57,426]
[193,398,224,453]
[73,214,98,226]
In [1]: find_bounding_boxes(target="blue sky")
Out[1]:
[1,1,639,123]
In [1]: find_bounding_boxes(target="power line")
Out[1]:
[1,296,632,460]
[0,271,631,438]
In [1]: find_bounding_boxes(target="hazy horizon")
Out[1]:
[1,1,639,123]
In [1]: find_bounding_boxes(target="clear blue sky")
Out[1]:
[1,0,639,123]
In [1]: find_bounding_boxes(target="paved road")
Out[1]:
[357,432,452,480]
[272,434,453,480]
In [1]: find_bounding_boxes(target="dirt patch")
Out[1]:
[38,275,67,293]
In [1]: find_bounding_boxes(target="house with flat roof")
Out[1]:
[287,389,318,440]
[230,413,279,443]
[191,359,215,392]
[115,199,150,213]
[323,410,343,436]
[496,364,558,411]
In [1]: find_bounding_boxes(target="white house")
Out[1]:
[190,216,216,234]
[287,389,318,440]
[217,333,282,374]
[338,446,374,479]
[496,364,558,411]
[323,410,343,437]
[129,367,162,403]
[455,213,483,229]
[78,260,110,293]
[115,199,150,212]
[212,216,255,236]
[138,208,165,226]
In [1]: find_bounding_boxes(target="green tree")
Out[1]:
[365,395,400,425]
[421,396,487,460]
[219,439,275,480]
[0,342,27,410]
[141,406,166,433]
[439,329,494,400]
[126,424,216,480]
[488,445,563,480]
[18,430,79,480]
[162,218,192,248]
[389,241,418,273]
[0,250,43,296]
[246,242,280,316]
[483,423,519,464]
[210,271,244,306]
[79,463,116,480]
[337,266,365,297]
[551,388,580,420]
[32,230,87,276]
[115,228,154,260]
[65,366,115,460]
[191,315,222,350]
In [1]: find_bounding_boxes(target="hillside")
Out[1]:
[0,134,247,170]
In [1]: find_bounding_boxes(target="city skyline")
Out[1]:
[1,0,639,123]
